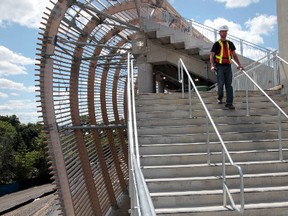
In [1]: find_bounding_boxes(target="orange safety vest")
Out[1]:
[215,40,232,64]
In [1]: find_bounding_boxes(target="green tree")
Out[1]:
[0,121,17,184]
[0,115,24,150]
[19,123,42,151]
[15,143,30,181]
[0,115,49,182]
[15,125,49,181]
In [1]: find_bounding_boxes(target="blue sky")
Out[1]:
[0,0,278,123]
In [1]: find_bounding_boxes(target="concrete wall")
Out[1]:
[277,0,288,93]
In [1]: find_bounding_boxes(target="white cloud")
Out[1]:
[0,45,34,77]
[0,78,36,93]
[0,100,36,111]
[10,93,19,96]
[0,0,51,28]
[0,100,38,123]
[0,46,34,65]
[245,14,277,36]
[203,14,277,45]
[215,0,259,8]
[0,92,8,99]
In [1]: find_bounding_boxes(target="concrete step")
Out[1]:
[135,89,288,215]
[136,106,288,119]
[144,21,208,51]
[135,96,287,108]
[136,90,282,100]
[137,101,287,114]
[138,122,288,136]
[138,130,288,144]
[136,91,286,101]
[142,161,288,179]
[139,140,287,155]
[151,186,288,208]
[136,100,288,112]
[155,202,288,216]
[140,150,288,166]
[137,115,287,127]
[136,91,285,100]
[146,172,288,193]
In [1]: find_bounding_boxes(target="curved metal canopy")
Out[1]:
[36,0,181,215]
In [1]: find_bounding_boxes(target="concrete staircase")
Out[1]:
[141,20,212,59]
[136,91,288,216]
[140,20,275,89]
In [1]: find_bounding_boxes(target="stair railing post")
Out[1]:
[267,50,271,67]
[189,20,193,36]
[252,70,257,91]
[278,110,283,161]
[245,76,250,116]
[127,52,137,212]
[180,58,245,212]
[214,29,218,42]
[189,80,192,118]
[222,149,227,207]
[181,65,184,98]
[178,60,185,99]
[273,53,279,86]
[206,114,211,165]
[131,59,141,166]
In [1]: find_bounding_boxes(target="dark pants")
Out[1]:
[216,64,233,105]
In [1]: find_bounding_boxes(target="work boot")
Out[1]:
[225,104,235,110]
[217,99,223,104]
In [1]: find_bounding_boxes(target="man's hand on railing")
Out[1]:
[237,65,244,71]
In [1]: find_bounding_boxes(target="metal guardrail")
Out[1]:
[143,3,272,62]
[127,53,156,216]
[232,58,288,161]
[178,58,245,213]
[233,50,280,91]
[188,20,272,60]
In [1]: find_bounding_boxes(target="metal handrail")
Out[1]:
[234,50,279,79]
[127,53,156,216]
[277,55,288,66]
[186,20,273,62]
[142,3,271,62]
[178,58,244,213]
[232,58,288,161]
[232,51,280,92]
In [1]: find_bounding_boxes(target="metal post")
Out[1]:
[189,81,192,118]
[206,114,211,165]
[181,65,184,98]
[222,149,227,207]
[273,53,279,86]
[267,50,271,67]
[278,110,283,161]
[214,29,218,42]
[189,20,193,36]
[127,53,134,207]
[245,76,250,116]
[240,39,243,56]
[131,60,140,166]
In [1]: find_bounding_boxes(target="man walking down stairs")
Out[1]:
[136,90,288,216]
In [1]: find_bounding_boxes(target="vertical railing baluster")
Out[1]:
[189,80,192,118]
[278,110,283,161]
[246,76,250,116]
[206,114,210,165]
[223,149,227,207]
[181,65,184,99]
